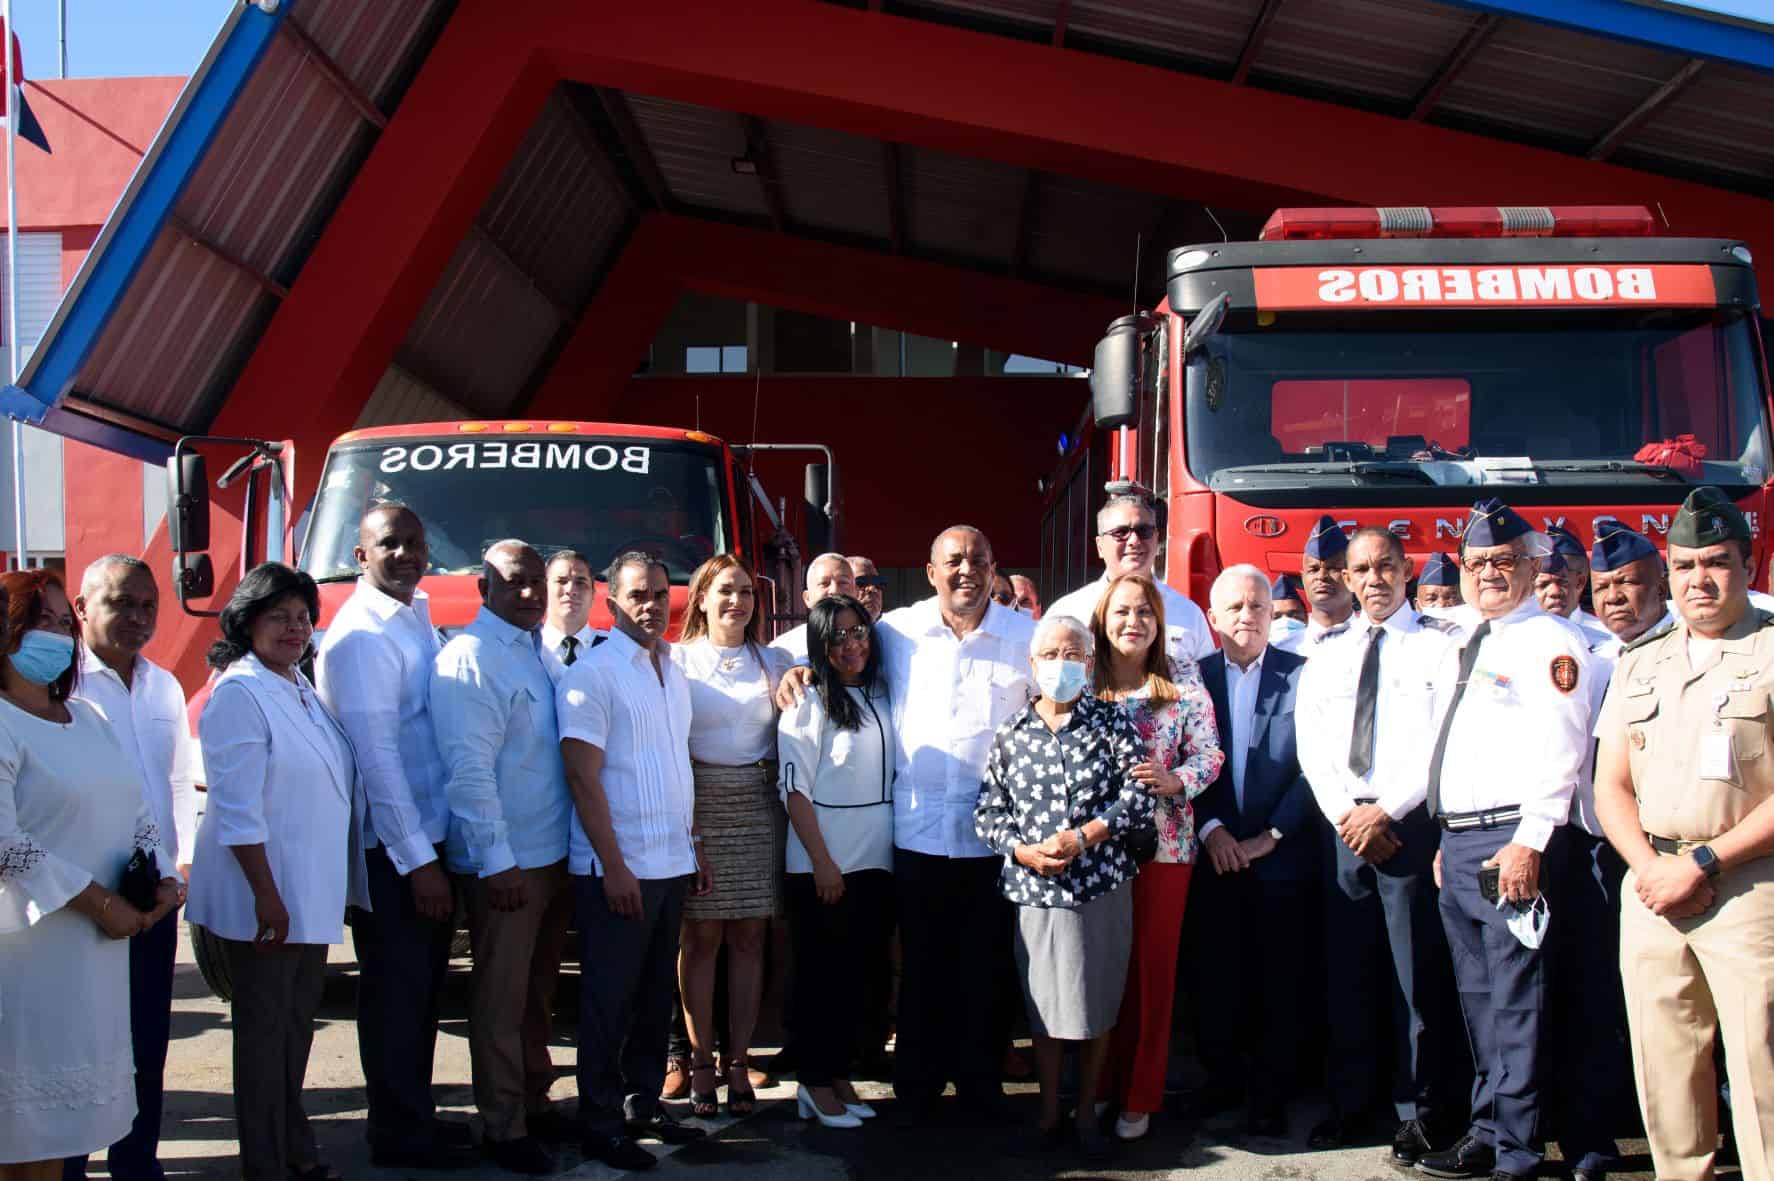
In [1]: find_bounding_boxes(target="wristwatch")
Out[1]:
[1268,827,1284,842]
[1691,845,1721,878]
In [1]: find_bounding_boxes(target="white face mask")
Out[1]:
[1269,617,1306,644]
[1034,659,1089,704]
[1499,893,1551,950]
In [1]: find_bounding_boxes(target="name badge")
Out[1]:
[1700,732,1737,784]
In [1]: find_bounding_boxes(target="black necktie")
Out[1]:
[1426,620,1491,817]
[1348,625,1383,777]
[561,635,579,667]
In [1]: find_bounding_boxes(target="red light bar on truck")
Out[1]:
[1258,205,1657,241]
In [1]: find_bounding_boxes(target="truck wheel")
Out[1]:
[189,920,234,1002]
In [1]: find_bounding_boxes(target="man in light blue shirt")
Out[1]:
[433,540,572,1175]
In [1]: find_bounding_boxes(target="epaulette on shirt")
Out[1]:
[1624,620,1677,653]
[1417,614,1458,634]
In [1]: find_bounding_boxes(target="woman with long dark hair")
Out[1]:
[669,554,792,1115]
[185,563,368,1181]
[0,571,181,1180]
[777,594,895,1129]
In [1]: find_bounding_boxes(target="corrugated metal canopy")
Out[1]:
[12,0,1774,462]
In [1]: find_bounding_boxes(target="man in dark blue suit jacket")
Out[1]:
[1186,565,1320,1137]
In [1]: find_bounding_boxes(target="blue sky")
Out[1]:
[11,1,232,80]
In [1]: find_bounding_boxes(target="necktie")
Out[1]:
[561,635,579,667]
[1347,625,1383,778]
[1425,620,1491,817]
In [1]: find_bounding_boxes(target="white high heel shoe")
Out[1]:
[797,1084,863,1129]
[843,1100,878,1119]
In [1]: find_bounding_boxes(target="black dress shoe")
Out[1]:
[482,1135,555,1176]
[368,1143,476,1170]
[582,1134,656,1172]
[1391,1119,1433,1165]
[1571,1170,1608,1181]
[1415,1133,1496,1179]
[525,1109,580,1144]
[624,1112,707,1145]
[958,1094,1017,1127]
[894,1095,944,1131]
[1177,1087,1244,1120]
[433,1121,475,1149]
[1246,1107,1286,1138]
[1075,1124,1114,1164]
[1308,1112,1368,1149]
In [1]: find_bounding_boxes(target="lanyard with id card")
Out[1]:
[1701,691,1738,783]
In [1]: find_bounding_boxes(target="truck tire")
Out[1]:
[189,921,234,1003]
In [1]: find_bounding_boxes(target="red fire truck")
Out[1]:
[167,420,835,636]
[1041,205,1772,609]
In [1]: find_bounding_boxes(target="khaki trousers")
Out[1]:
[460,860,572,1143]
[1621,857,1774,1181]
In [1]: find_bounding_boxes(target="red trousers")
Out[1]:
[1110,861,1193,1114]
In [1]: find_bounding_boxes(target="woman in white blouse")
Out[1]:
[669,554,792,1116]
[0,570,181,1178]
[777,594,895,1130]
[186,563,368,1181]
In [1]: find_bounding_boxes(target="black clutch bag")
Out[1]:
[118,847,159,913]
[1123,822,1159,864]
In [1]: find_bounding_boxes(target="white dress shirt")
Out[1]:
[186,654,367,944]
[432,608,570,877]
[1566,608,1613,651]
[1274,613,1355,657]
[672,638,791,765]
[540,621,603,685]
[1574,608,1674,837]
[1588,608,1674,663]
[1297,610,1458,824]
[75,646,200,865]
[557,629,697,880]
[314,580,447,875]
[878,598,1037,859]
[768,623,810,666]
[1045,574,1215,663]
[778,683,896,875]
[1431,599,1591,851]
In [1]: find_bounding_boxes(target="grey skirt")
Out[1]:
[684,760,784,921]
[1013,881,1134,1041]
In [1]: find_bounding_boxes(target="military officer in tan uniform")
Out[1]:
[1595,486,1774,1181]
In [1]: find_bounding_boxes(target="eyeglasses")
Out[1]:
[827,625,871,648]
[854,575,887,589]
[1101,524,1157,543]
[1461,553,1521,574]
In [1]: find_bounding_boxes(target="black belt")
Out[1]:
[1438,806,1522,833]
[1646,833,1710,855]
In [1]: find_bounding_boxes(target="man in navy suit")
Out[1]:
[1187,564,1319,1137]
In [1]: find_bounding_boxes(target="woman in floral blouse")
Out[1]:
[1093,574,1226,1143]
[975,613,1151,1162]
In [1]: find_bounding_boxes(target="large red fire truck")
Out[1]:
[1042,205,1771,609]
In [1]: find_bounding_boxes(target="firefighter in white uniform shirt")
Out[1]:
[1417,499,1590,1181]
[1045,494,1213,662]
[1275,516,1357,656]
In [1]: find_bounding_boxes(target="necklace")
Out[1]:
[713,640,747,674]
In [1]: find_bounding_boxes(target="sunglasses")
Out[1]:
[1101,524,1157,543]
[827,625,871,648]
[854,575,887,589]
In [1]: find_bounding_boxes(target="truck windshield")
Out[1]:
[299,436,728,583]
[1186,307,1769,495]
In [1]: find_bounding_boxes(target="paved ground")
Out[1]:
[111,926,1717,1181]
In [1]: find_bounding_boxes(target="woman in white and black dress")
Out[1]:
[670,554,792,1116]
[0,570,181,1180]
[777,594,895,1130]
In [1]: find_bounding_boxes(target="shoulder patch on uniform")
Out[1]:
[1550,654,1580,695]
[1625,620,1676,653]
[1417,614,1457,633]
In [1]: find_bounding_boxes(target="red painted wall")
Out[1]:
[606,375,1084,569]
[62,442,144,586]
[1,77,185,231]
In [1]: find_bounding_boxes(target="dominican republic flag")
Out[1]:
[0,20,49,153]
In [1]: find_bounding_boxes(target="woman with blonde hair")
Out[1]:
[1092,574,1225,1142]
[668,554,792,1115]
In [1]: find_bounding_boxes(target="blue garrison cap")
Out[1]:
[1590,523,1660,572]
[1271,573,1305,605]
[1418,551,1459,587]
[1460,498,1534,550]
[1545,524,1586,561]
[1304,515,1349,560]
[1540,551,1569,576]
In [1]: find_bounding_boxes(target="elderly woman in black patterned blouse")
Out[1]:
[974,613,1152,1161]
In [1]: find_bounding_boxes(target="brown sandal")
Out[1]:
[725,1056,756,1116]
[661,1054,690,1100]
[689,1057,720,1118]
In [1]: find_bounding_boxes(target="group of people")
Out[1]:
[2,481,1771,1181]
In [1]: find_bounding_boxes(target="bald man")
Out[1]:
[771,552,858,664]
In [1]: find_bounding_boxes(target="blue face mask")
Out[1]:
[1269,616,1306,644]
[1035,658,1089,704]
[11,629,75,685]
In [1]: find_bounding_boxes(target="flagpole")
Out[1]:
[5,0,25,572]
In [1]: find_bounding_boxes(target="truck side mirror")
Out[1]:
[1090,313,1150,430]
[167,451,210,553]
[804,463,836,555]
[172,552,214,601]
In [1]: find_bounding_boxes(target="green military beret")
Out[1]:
[1667,486,1751,548]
